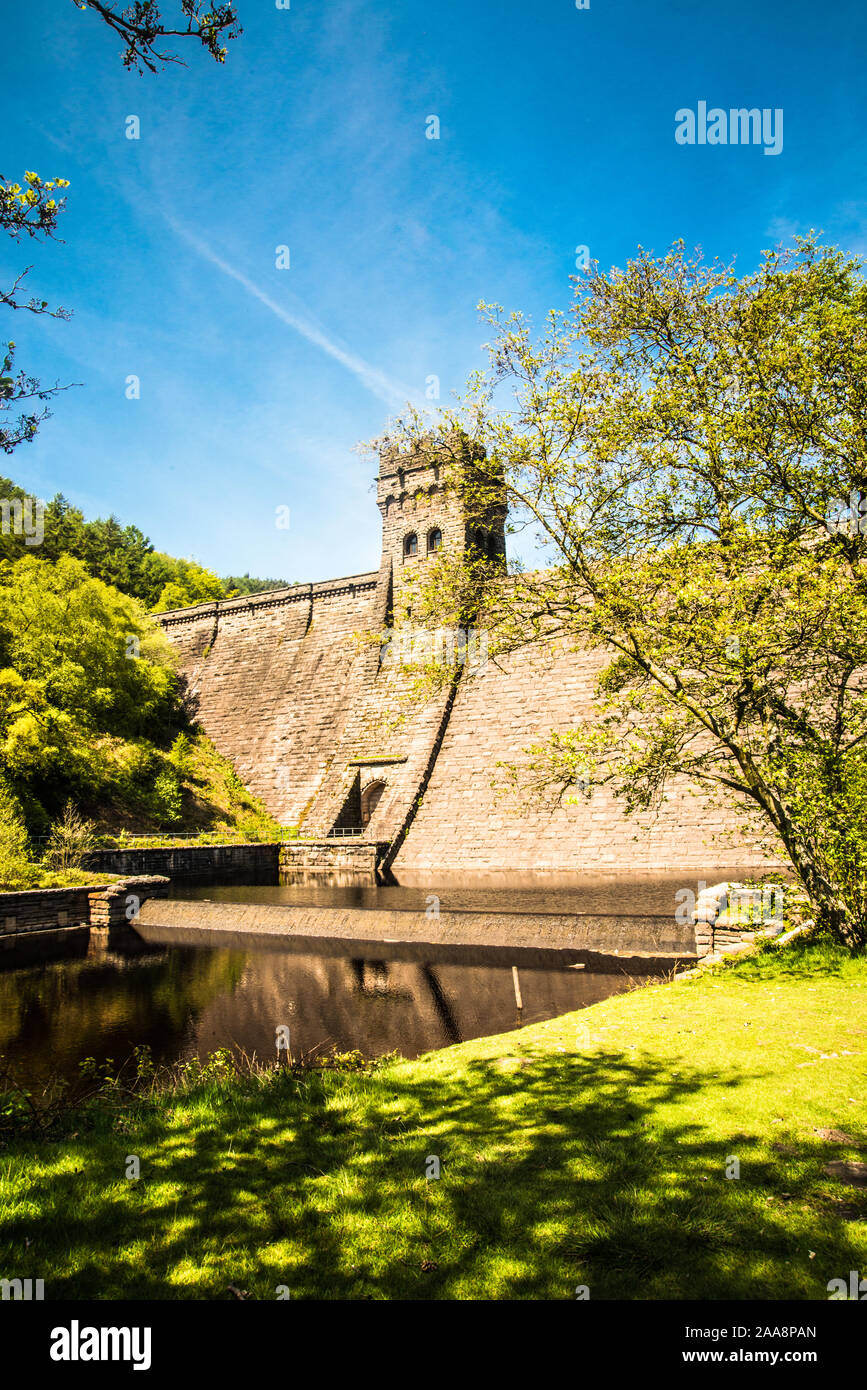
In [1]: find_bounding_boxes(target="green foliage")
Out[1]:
[0,944,865,1298]
[109,744,182,827]
[168,731,193,775]
[223,573,293,596]
[43,800,98,871]
[0,776,38,888]
[0,481,228,610]
[0,171,69,242]
[151,768,184,825]
[0,553,180,756]
[3,1,239,458]
[1,167,74,455]
[0,553,192,858]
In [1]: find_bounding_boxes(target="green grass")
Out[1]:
[1,939,865,1300]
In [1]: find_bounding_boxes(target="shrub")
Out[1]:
[43,800,99,871]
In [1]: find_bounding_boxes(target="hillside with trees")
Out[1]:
[0,475,289,610]
[0,486,286,888]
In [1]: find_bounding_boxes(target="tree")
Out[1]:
[0,552,185,835]
[0,474,228,608]
[223,573,294,596]
[150,557,225,611]
[76,1,242,73]
[375,238,867,947]
[0,177,73,453]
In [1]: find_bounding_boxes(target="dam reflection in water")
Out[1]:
[0,938,655,1094]
[185,946,650,1063]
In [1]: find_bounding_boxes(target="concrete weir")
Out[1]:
[135,898,696,972]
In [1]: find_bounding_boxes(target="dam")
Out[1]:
[158,442,777,881]
[0,445,780,1089]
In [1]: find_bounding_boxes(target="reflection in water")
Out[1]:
[0,946,246,1093]
[0,934,657,1094]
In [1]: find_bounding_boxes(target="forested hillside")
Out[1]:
[0,475,290,610]
[0,479,285,888]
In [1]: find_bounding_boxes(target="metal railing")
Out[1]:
[29,828,300,851]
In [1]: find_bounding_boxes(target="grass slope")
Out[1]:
[1,939,865,1300]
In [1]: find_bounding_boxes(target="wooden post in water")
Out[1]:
[512,965,523,1017]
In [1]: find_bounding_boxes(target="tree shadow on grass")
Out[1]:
[2,1047,865,1300]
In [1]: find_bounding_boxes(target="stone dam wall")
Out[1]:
[136,897,693,968]
[159,578,777,880]
[158,443,780,881]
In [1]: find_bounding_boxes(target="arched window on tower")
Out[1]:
[427,527,442,553]
[473,528,486,552]
[403,532,418,557]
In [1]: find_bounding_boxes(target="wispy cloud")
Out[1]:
[167,217,421,412]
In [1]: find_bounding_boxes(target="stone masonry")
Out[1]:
[159,446,780,878]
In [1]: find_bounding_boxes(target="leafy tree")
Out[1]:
[76,0,242,73]
[376,238,867,947]
[0,774,38,887]
[2,1,241,450]
[43,800,99,871]
[0,176,73,453]
[152,568,224,611]
[0,475,227,609]
[142,554,225,610]
[0,554,182,819]
[223,573,293,596]
[0,172,69,242]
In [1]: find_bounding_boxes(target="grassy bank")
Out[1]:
[1,939,865,1300]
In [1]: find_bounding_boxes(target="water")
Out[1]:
[0,871,729,1094]
[176,871,713,917]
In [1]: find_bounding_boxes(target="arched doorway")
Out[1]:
[360,779,386,828]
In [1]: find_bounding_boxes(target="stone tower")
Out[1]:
[376,434,506,610]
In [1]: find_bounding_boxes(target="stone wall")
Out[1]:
[160,576,379,822]
[692,881,789,960]
[393,642,776,877]
[159,565,463,853]
[0,877,170,960]
[158,451,780,880]
[84,842,280,883]
[279,841,385,874]
[0,884,99,936]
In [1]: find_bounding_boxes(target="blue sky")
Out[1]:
[3,0,866,582]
